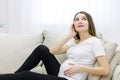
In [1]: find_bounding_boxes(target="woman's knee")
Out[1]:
[37,45,49,51]
[32,45,52,58]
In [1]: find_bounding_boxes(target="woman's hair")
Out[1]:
[73,11,96,40]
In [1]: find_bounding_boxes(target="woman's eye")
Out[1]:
[74,17,87,21]
[82,18,87,20]
[75,18,79,21]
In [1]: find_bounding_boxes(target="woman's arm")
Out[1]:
[64,55,110,77]
[50,24,77,54]
[81,56,110,76]
[49,35,72,54]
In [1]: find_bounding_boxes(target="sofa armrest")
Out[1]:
[112,65,120,80]
[112,50,120,80]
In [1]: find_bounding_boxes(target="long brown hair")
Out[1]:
[73,11,96,40]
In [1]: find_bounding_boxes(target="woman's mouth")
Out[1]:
[77,25,84,28]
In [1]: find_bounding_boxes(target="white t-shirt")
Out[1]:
[58,37,105,80]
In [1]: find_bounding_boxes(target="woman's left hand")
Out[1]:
[64,63,82,77]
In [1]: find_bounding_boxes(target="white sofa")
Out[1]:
[0,29,120,80]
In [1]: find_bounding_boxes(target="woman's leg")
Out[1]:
[0,71,68,80]
[15,45,60,75]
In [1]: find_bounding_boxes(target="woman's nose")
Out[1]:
[78,20,82,24]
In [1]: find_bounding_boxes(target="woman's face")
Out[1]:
[73,13,89,33]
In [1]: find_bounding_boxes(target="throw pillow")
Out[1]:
[0,33,43,73]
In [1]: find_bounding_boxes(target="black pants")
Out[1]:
[0,45,67,80]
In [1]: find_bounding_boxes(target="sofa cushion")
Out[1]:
[104,42,118,62]
[100,50,120,80]
[42,30,68,64]
[0,33,43,73]
[87,42,118,80]
[96,32,107,43]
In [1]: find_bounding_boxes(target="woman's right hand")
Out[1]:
[68,24,77,38]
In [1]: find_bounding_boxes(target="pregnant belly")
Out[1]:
[58,59,87,80]
[58,59,78,79]
[59,59,75,75]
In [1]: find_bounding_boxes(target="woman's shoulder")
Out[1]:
[66,38,76,47]
[88,37,103,44]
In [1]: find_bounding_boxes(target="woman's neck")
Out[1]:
[79,32,92,41]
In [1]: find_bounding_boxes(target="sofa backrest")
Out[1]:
[42,30,68,64]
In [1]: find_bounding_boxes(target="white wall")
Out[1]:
[0,0,32,34]
[0,0,120,48]
[8,0,32,34]
[0,0,8,32]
